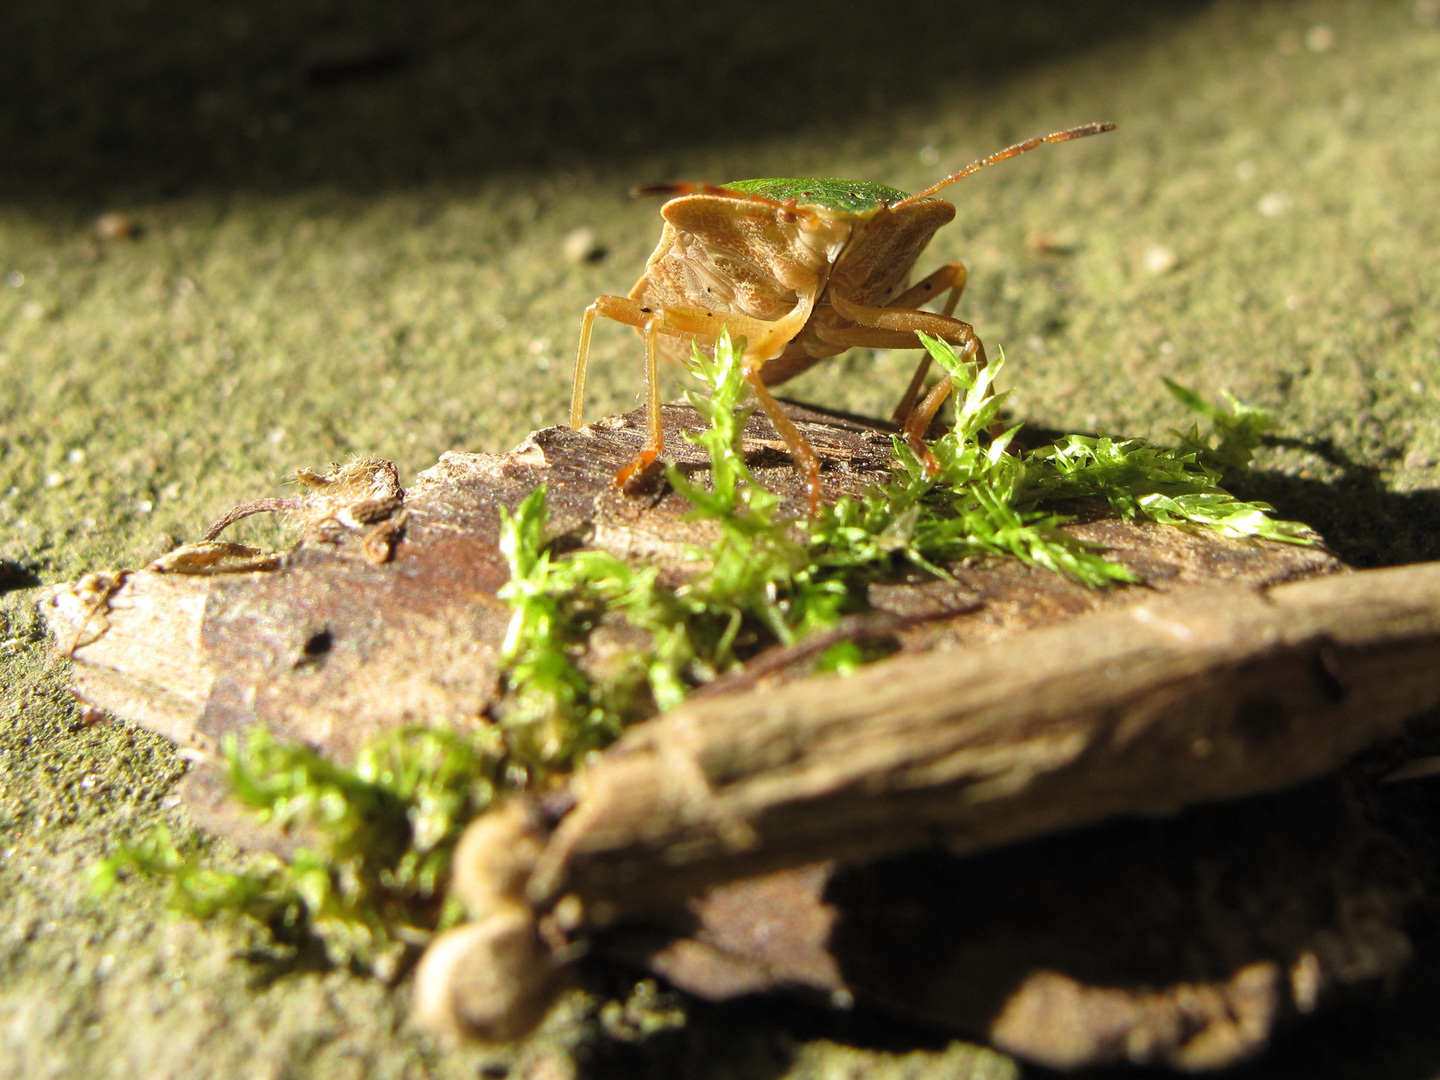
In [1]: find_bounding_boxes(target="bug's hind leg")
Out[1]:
[884,262,969,424]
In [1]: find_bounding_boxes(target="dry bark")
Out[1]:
[529,563,1440,915]
[39,402,1339,771]
[42,401,1439,1071]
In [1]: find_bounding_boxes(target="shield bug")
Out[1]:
[569,122,1115,512]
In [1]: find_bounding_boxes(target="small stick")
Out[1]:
[526,562,1440,917]
[201,497,302,541]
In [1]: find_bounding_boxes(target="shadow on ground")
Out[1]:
[575,970,952,1080]
[1067,736,1440,1080]
[0,560,42,595]
[3,0,1210,203]
[1237,438,1440,568]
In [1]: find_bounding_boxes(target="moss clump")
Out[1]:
[480,329,1317,826]
[92,725,504,976]
[95,330,1310,969]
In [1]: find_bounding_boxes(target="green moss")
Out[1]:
[91,330,1308,966]
[91,726,504,973]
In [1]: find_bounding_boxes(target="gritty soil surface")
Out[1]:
[4,1,1440,1077]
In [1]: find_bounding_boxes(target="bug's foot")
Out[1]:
[614,449,666,495]
[803,474,825,521]
[903,433,943,480]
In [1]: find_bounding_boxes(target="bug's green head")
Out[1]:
[724,177,917,216]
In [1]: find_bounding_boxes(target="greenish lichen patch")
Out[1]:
[5,1,1437,1073]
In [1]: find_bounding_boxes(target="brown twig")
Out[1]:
[201,497,303,541]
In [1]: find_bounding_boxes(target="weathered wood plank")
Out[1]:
[531,563,1440,915]
[47,401,1423,1072]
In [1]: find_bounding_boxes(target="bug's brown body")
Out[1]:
[570,124,1114,511]
[633,196,957,383]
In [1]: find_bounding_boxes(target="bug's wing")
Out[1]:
[631,195,850,364]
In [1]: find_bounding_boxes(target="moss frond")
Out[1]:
[97,330,1313,971]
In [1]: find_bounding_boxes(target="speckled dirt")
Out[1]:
[4,1,1440,1077]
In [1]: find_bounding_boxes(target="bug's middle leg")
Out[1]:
[885,262,969,424]
[612,314,666,489]
[814,291,986,470]
[572,292,827,509]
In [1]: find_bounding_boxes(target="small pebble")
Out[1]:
[94,212,140,242]
[1143,244,1177,275]
[1026,232,1078,256]
[1257,193,1288,217]
[1304,24,1335,52]
[562,227,606,264]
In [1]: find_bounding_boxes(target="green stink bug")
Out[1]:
[570,123,1115,511]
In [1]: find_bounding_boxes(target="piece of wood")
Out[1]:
[528,562,1440,916]
[612,771,1418,1071]
[50,400,1420,1071]
[38,402,1339,774]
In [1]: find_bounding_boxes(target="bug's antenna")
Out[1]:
[890,122,1115,209]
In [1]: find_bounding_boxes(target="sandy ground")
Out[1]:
[3,1,1440,1076]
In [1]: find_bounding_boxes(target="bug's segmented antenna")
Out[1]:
[890,122,1116,209]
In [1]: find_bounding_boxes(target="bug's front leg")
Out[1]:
[570,295,722,489]
[740,364,824,517]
